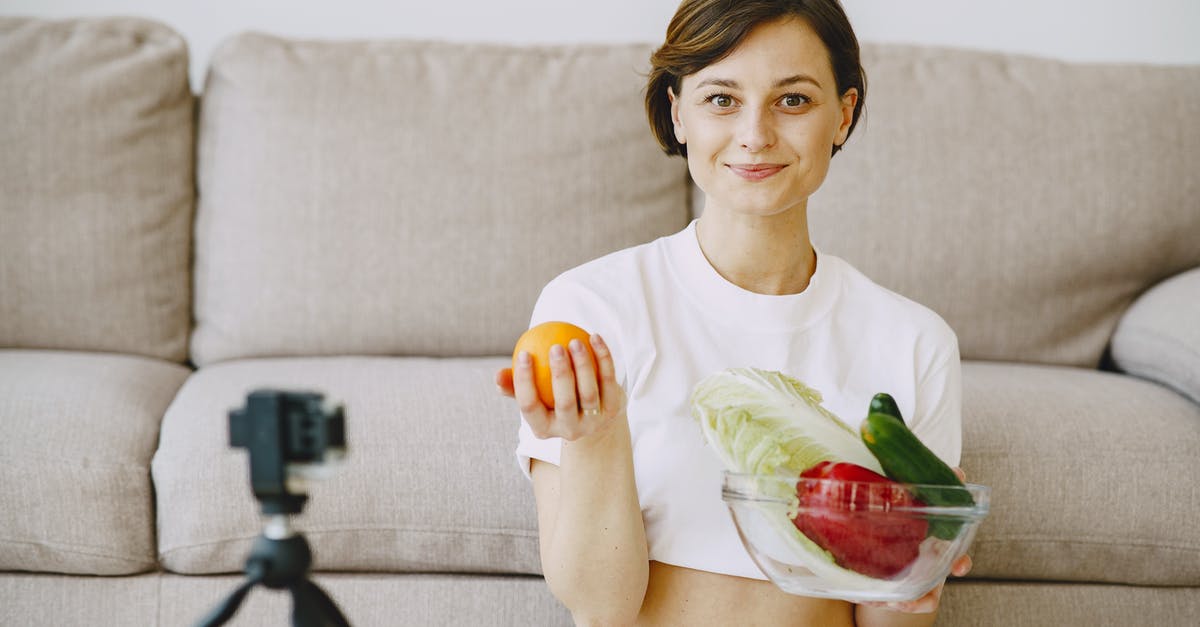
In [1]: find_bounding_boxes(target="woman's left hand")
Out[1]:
[859,467,972,615]
[861,553,971,614]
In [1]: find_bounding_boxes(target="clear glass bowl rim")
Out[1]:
[721,471,991,517]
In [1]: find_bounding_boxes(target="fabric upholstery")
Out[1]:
[152,356,540,575]
[190,34,690,366]
[1111,267,1200,405]
[0,17,194,362]
[960,361,1200,585]
[808,45,1200,368]
[0,573,161,626]
[936,580,1200,627]
[0,572,571,626]
[3,573,1197,627]
[0,350,190,574]
[159,573,572,626]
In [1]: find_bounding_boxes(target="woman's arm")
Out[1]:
[532,426,648,625]
[501,335,648,625]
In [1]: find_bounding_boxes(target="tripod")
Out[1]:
[196,514,351,627]
[196,389,351,627]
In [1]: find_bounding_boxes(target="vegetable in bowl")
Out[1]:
[693,368,989,599]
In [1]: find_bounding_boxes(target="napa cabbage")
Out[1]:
[690,367,892,587]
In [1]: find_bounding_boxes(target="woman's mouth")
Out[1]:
[726,163,786,181]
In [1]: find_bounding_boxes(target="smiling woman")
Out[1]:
[497,1,967,626]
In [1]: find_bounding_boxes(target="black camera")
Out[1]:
[229,390,347,515]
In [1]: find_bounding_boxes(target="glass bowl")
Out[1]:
[722,471,990,602]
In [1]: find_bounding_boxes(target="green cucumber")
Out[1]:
[860,412,974,540]
[868,392,904,424]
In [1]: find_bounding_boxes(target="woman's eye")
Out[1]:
[707,94,734,108]
[781,94,810,107]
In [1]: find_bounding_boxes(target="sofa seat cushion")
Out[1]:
[152,356,539,575]
[0,350,190,574]
[961,362,1200,585]
[0,18,194,362]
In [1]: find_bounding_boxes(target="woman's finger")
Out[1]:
[548,344,582,436]
[512,351,552,436]
[495,368,515,397]
[952,466,966,482]
[569,339,602,413]
[591,334,621,409]
[951,554,972,577]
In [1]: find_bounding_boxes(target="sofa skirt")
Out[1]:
[2,573,1198,626]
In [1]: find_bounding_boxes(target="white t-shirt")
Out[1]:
[515,220,962,581]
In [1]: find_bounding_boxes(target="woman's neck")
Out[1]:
[695,205,816,296]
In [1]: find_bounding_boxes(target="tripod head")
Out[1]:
[197,390,352,627]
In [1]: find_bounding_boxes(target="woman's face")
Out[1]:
[670,17,857,219]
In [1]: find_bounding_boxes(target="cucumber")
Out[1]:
[860,412,974,540]
[868,392,904,424]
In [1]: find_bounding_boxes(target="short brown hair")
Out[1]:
[645,0,866,157]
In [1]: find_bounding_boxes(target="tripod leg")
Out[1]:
[290,580,352,627]
[195,578,259,627]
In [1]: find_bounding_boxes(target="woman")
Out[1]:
[496,1,970,625]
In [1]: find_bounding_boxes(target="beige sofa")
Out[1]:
[2,16,1198,626]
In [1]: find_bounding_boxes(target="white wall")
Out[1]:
[3,0,1198,91]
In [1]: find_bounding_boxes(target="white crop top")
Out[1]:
[515,220,962,580]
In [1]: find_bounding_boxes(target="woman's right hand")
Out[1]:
[495,333,627,441]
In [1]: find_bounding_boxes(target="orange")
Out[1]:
[512,321,597,409]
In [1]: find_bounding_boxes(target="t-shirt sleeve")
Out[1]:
[908,326,963,468]
[513,272,626,480]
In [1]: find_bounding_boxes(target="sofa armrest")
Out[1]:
[1111,267,1200,405]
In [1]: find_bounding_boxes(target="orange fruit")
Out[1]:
[512,321,597,409]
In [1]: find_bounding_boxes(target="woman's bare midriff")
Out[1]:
[636,561,854,626]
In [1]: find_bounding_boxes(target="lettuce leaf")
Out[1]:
[690,368,882,476]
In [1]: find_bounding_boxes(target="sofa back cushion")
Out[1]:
[0,17,194,362]
[809,45,1200,368]
[190,35,689,366]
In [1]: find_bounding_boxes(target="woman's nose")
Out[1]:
[738,108,775,153]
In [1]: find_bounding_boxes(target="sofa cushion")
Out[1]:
[938,581,1200,627]
[0,350,190,574]
[152,357,540,575]
[1110,267,1200,406]
[808,44,1200,368]
[0,18,194,362]
[960,362,1200,585]
[0,573,162,626]
[190,35,690,366]
[159,573,572,627]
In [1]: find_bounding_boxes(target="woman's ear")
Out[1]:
[668,86,686,145]
[834,87,858,147]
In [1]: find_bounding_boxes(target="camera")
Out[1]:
[229,389,347,515]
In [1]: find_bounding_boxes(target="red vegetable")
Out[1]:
[791,461,928,578]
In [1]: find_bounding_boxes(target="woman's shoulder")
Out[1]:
[822,253,958,344]
[544,230,677,297]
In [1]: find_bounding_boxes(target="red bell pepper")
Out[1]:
[791,461,928,578]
